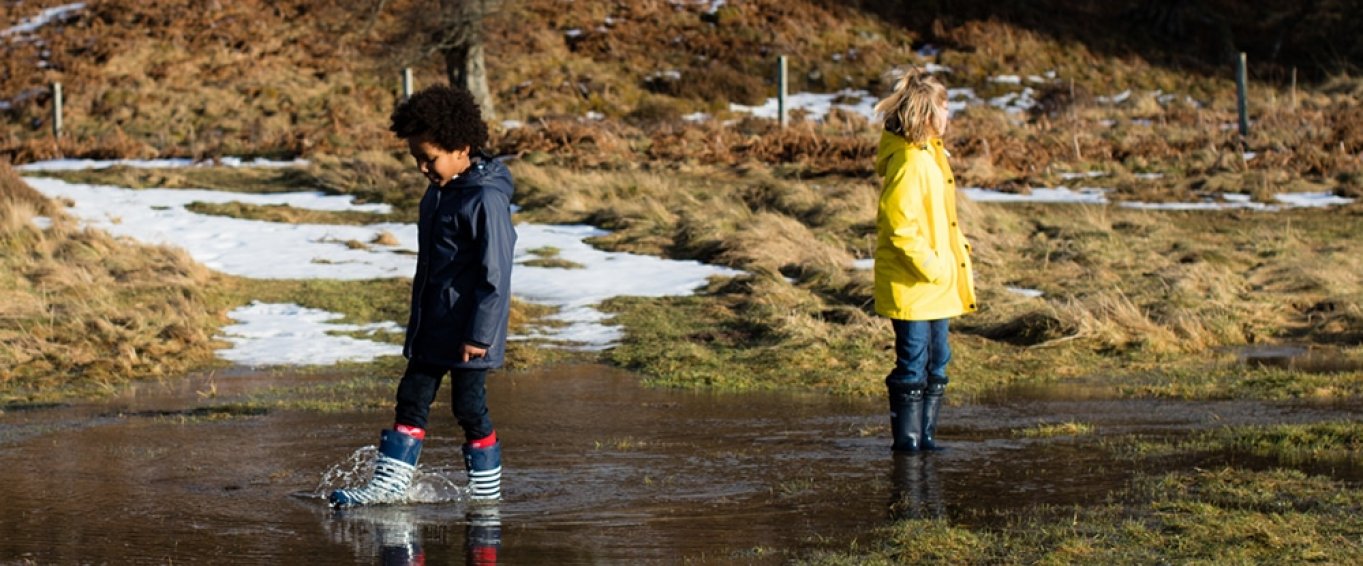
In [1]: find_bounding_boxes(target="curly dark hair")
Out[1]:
[389,85,488,151]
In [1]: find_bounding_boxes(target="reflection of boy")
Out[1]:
[331,85,516,507]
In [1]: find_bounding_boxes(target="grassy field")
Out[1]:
[16,148,1362,403]
[503,161,1363,400]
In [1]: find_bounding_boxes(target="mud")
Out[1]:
[0,364,1357,564]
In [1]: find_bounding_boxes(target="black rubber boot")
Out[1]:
[921,382,946,451]
[888,384,925,452]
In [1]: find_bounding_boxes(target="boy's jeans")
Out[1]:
[395,360,493,441]
[886,319,951,389]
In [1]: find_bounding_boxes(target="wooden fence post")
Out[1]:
[1235,52,1249,138]
[777,55,788,128]
[52,82,63,137]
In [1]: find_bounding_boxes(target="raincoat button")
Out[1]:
[947,179,954,184]
[960,263,966,268]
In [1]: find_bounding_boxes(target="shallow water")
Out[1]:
[1,364,1357,564]
[1233,344,1363,374]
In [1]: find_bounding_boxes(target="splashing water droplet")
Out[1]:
[314,446,379,498]
[406,465,464,503]
[315,446,465,503]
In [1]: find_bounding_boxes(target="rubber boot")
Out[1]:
[888,384,924,452]
[921,382,946,451]
[463,441,502,501]
[330,429,423,507]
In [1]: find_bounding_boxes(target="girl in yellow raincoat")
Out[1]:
[872,69,977,452]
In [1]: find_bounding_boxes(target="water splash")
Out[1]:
[314,446,465,504]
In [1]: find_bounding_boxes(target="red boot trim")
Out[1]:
[394,423,427,441]
[469,430,497,449]
[469,546,498,565]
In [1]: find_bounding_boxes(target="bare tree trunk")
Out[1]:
[440,0,496,120]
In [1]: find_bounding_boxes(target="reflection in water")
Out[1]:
[1235,344,1363,374]
[325,505,502,565]
[889,453,945,521]
[325,507,425,565]
[466,507,502,566]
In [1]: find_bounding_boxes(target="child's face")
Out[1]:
[408,135,471,186]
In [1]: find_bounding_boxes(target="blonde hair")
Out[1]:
[873,68,948,143]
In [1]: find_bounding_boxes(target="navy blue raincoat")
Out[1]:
[403,155,517,369]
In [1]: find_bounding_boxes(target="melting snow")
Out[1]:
[961,185,1354,211]
[1,2,85,38]
[218,302,404,366]
[22,162,742,364]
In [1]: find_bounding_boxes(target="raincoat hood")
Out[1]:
[443,154,514,200]
[876,130,923,178]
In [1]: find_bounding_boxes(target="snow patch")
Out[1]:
[217,302,403,366]
[18,157,308,171]
[1,2,85,39]
[23,166,744,360]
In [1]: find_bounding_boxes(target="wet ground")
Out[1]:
[1,364,1359,564]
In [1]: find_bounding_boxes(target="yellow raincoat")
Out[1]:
[873,131,977,321]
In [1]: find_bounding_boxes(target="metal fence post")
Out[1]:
[402,67,414,101]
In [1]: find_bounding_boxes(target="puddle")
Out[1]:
[1234,344,1363,374]
[1,364,1358,563]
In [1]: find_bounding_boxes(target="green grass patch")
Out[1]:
[1121,421,1363,467]
[30,165,322,194]
[521,245,586,269]
[230,369,398,413]
[602,277,886,395]
[1013,421,1095,438]
[184,201,394,226]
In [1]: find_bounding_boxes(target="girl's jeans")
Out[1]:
[886,319,951,389]
[395,359,493,441]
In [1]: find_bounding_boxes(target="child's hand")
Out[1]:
[461,343,488,362]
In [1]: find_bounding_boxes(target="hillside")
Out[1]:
[0,0,1358,199]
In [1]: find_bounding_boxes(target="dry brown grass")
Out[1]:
[0,162,225,402]
[516,156,1362,396]
[2,0,1358,207]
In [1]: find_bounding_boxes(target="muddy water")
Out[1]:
[0,364,1357,564]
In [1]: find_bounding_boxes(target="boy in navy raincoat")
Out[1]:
[332,85,516,507]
